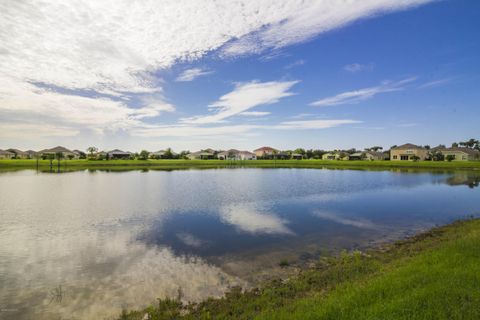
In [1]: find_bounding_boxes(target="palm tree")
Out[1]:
[86,147,98,158]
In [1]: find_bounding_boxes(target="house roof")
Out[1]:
[6,148,27,155]
[0,149,14,155]
[365,151,384,157]
[189,151,214,156]
[218,149,240,155]
[253,146,277,152]
[152,150,177,155]
[440,147,480,156]
[108,149,131,155]
[238,151,255,155]
[40,146,73,153]
[392,143,425,150]
[350,152,363,157]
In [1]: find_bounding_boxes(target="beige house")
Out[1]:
[6,148,29,159]
[349,151,385,161]
[187,150,215,160]
[322,152,349,160]
[390,144,428,161]
[253,146,277,158]
[440,147,480,161]
[0,149,15,159]
[40,146,79,159]
[218,149,256,160]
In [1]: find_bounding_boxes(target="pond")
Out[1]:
[0,168,479,319]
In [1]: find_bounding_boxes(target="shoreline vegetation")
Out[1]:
[120,218,480,320]
[1,159,480,171]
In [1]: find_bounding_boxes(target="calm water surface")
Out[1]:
[0,168,479,319]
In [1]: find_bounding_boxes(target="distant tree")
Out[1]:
[293,148,306,156]
[305,149,314,159]
[163,148,174,159]
[179,150,189,159]
[446,155,455,162]
[67,154,74,160]
[451,142,459,148]
[390,145,398,149]
[429,150,444,161]
[368,146,383,152]
[423,145,430,150]
[411,155,420,162]
[459,139,479,149]
[86,147,98,157]
[312,149,325,159]
[138,150,149,160]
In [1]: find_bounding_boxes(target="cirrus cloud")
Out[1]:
[310,77,417,107]
[181,80,299,124]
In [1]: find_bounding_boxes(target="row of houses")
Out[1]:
[390,144,480,161]
[1,143,479,161]
[0,146,130,160]
[320,144,480,162]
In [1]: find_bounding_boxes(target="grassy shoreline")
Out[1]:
[119,218,480,320]
[1,159,480,170]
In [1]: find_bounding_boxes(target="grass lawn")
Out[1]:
[1,159,480,170]
[120,219,480,320]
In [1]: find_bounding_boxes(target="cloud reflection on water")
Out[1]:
[312,210,378,229]
[0,226,242,320]
[220,203,294,235]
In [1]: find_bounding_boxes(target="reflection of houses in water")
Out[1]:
[445,173,480,188]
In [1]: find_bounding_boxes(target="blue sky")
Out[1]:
[0,0,478,152]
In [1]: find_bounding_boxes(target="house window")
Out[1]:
[401,155,409,161]
[393,155,397,159]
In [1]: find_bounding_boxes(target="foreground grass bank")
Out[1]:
[1,159,480,170]
[120,218,480,320]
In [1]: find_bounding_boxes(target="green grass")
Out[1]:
[119,219,480,320]
[1,158,480,170]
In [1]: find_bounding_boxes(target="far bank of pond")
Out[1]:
[1,158,480,170]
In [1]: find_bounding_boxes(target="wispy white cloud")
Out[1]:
[274,119,361,130]
[181,80,298,124]
[238,111,271,117]
[284,59,306,69]
[222,1,434,56]
[418,78,451,89]
[175,68,213,82]
[290,113,316,119]
[0,76,175,136]
[343,63,374,73]
[310,77,417,107]
[131,119,359,138]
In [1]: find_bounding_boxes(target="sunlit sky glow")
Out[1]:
[0,0,478,151]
